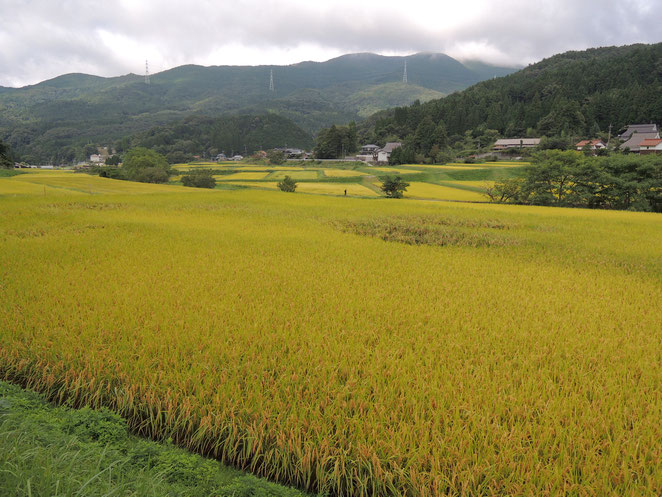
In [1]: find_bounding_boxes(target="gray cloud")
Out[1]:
[0,0,660,87]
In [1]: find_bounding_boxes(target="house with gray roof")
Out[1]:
[492,138,540,151]
[621,132,661,152]
[618,124,659,140]
[377,142,402,163]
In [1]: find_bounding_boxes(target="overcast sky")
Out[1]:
[1,0,660,87]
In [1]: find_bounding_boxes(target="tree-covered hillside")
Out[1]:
[129,114,314,162]
[0,53,514,163]
[362,43,662,148]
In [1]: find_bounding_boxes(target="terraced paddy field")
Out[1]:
[405,182,488,201]
[267,170,321,180]
[296,182,376,196]
[215,172,270,181]
[322,169,368,178]
[227,181,279,190]
[0,171,189,195]
[2,169,661,496]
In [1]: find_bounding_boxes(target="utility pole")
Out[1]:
[269,69,274,92]
[145,60,150,85]
[402,60,408,84]
[607,123,612,148]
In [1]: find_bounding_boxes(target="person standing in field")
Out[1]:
[344,189,347,196]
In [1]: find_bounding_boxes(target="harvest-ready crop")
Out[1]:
[1,170,661,496]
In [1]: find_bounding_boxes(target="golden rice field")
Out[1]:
[227,181,279,190]
[0,171,188,195]
[216,172,270,181]
[370,167,425,174]
[405,182,488,201]
[2,171,662,496]
[322,169,368,178]
[267,170,320,180]
[445,162,529,167]
[296,182,376,196]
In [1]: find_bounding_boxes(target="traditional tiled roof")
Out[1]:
[493,138,540,148]
[622,132,661,151]
[381,142,402,153]
[576,139,605,148]
[639,138,662,147]
[619,124,659,139]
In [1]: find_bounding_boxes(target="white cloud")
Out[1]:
[0,0,659,86]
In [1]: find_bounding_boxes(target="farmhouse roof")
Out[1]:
[381,142,402,153]
[621,132,661,151]
[639,138,662,147]
[576,139,604,147]
[619,124,659,139]
[493,138,541,147]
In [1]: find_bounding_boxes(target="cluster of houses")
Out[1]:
[491,123,661,155]
[215,148,306,162]
[616,124,661,154]
[356,142,402,163]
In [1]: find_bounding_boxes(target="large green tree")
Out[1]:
[122,147,171,183]
[0,139,13,168]
[314,123,358,159]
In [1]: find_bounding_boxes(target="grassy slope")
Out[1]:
[0,381,310,497]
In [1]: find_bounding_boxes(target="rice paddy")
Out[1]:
[296,182,375,196]
[2,167,661,496]
[405,182,488,201]
[322,169,368,178]
[267,170,321,180]
[215,172,270,180]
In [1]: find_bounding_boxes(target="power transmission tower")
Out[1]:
[269,69,274,92]
[145,60,150,85]
[403,60,408,84]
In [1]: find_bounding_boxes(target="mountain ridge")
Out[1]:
[0,52,516,162]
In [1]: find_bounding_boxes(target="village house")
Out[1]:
[618,123,660,152]
[618,124,658,140]
[639,138,662,155]
[621,132,660,152]
[576,139,606,151]
[377,142,402,163]
[360,144,380,155]
[492,138,541,151]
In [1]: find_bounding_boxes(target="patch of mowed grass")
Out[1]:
[0,381,309,497]
[1,179,662,496]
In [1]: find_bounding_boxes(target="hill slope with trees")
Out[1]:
[129,114,314,162]
[359,43,662,160]
[0,53,514,163]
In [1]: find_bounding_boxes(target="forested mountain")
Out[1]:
[129,114,314,162]
[0,53,515,163]
[362,44,662,153]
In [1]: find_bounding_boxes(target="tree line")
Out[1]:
[352,43,662,164]
[486,151,662,212]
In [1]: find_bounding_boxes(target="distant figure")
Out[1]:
[344,189,347,196]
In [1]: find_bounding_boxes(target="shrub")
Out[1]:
[267,150,286,165]
[380,175,409,198]
[122,148,170,183]
[181,171,217,189]
[134,167,170,184]
[277,176,297,192]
